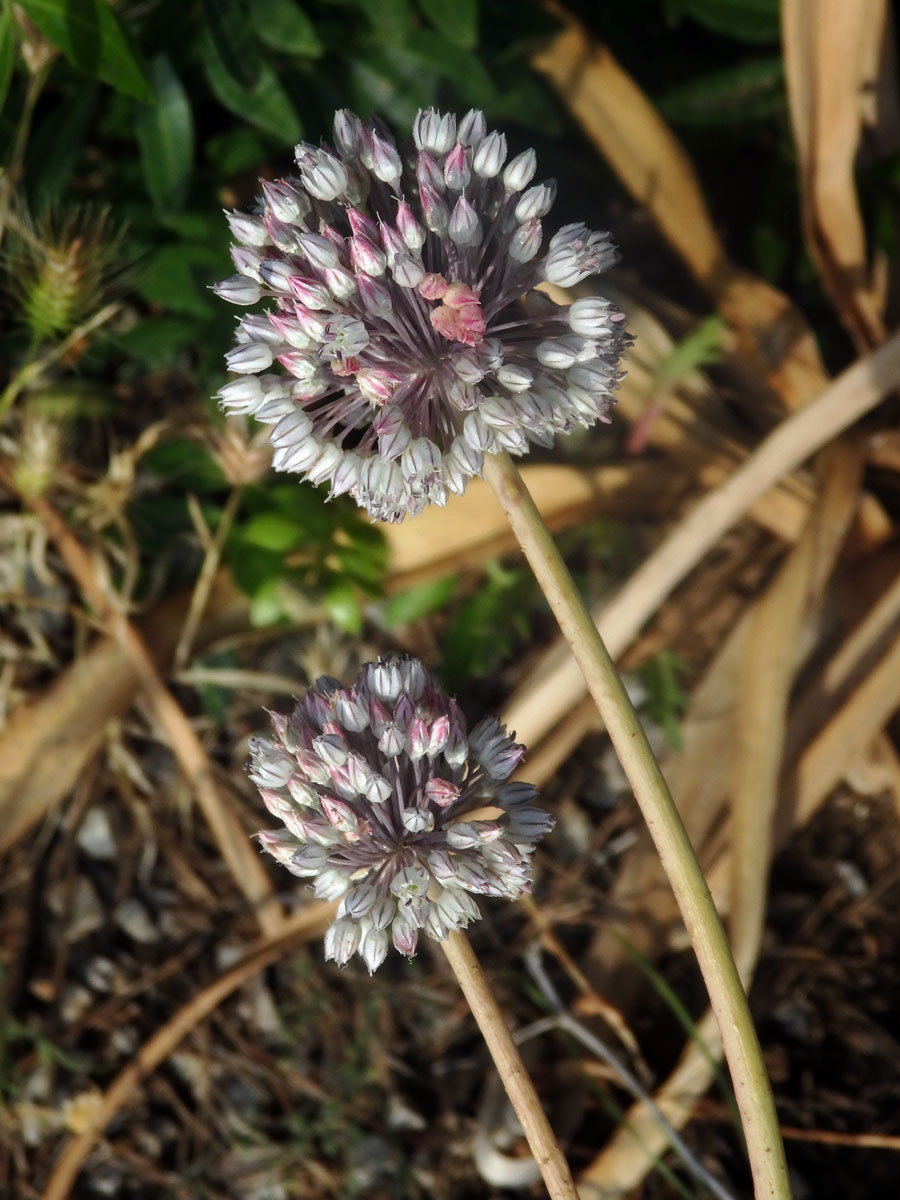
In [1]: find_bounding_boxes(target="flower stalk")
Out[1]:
[482,449,790,1200]
[442,930,578,1200]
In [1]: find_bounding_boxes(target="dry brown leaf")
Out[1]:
[532,17,829,411]
[782,0,889,349]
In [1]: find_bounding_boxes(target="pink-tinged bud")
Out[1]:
[347,207,379,242]
[443,281,481,308]
[289,305,328,341]
[426,715,450,756]
[225,342,274,373]
[214,276,262,305]
[396,200,425,250]
[226,210,269,246]
[321,796,359,834]
[458,108,487,147]
[356,275,393,319]
[448,195,482,247]
[393,692,416,732]
[287,276,331,309]
[264,212,299,251]
[262,179,308,223]
[350,235,386,277]
[358,368,401,406]
[297,232,340,269]
[473,130,507,178]
[416,150,445,194]
[370,129,402,182]
[418,272,448,301]
[443,143,471,191]
[379,221,404,260]
[323,266,357,301]
[425,778,461,808]
[391,914,418,957]
[407,717,430,760]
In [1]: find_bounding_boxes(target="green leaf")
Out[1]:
[140,439,227,492]
[441,563,535,689]
[402,30,495,106]
[356,0,411,42]
[415,0,478,49]
[383,574,459,628]
[117,316,200,367]
[664,0,779,43]
[26,85,97,204]
[200,0,260,86]
[205,128,268,174]
[201,28,302,145]
[15,0,153,101]
[138,243,220,317]
[656,315,725,384]
[323,577,362,634]
[251,0,323,57]
[240,512,306,552]
[657,55,784,127]
[135,56,194,215]
[0,8,16,119]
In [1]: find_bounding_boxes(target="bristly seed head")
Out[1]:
[216,107,630,522]
[250,656,553,972]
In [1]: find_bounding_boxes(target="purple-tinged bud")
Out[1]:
[214,276,262,305]
[225,342,274,373]
[334,108,365,158]
[428,849,456,882]
[506,808,556,840]
[347,207,380,242]
[370,130,402,183]
[313,732,349,767]
[296,145,349,201]
[446,822,482,849]
[321,796,359,834]
[350,235,386,277]
[264,212,300,251]
[378,722,405,758]
[226,210,269,246]
[426,715,450,756]
[448,195,482,247]
[408,717,430,760]
[287,276,331,309]
[416,150,445,194]
[237,314,283,345]
[268,312,312,349]
[444,703,469,766]
[356,275,393,319]
[396,200,425,251]
[279,351,320,379]
[503,148,537,193]
[419,182,449,236]
[262,179,308,223]
[394,693,416,732]
[325,918,361,966]
[291,843,331,874]
[515,181,556,222]
[297,232,341,270]
[443,143,471,191]
[473,131,507,178]
[458,108,487,147]
[339,884,377,919]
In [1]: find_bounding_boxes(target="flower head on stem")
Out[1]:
[216,107,629,521]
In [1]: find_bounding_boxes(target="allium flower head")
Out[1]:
[250,656,553,973]
[216,107,629,521]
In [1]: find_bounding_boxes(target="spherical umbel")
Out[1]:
[216,108,630,522]
[249,657,554,972]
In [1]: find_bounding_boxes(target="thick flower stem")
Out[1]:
[441,930,578,1200]
[483,450,790,1200]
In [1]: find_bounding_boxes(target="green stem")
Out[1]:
[483,451,790,1200]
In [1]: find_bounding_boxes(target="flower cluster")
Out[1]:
[250,657,553,973]
[216,107,628,521]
